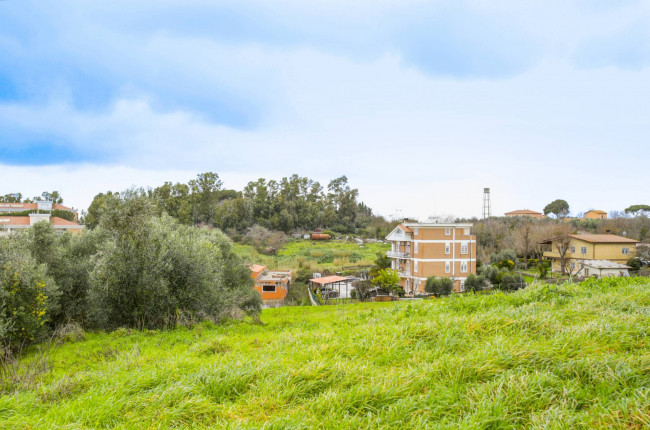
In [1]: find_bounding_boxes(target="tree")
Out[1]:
[0,193,22,203]
[544,199,570,219]
[515,220,535,269]
[464,274,488,293]
[551,227,574,275]
[371,268,401,295]
[624,205,650,217]
[424,276,454,297]
[369,252,391,279]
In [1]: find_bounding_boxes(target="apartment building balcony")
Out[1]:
[387,251,410,259]
[397,270,410,277]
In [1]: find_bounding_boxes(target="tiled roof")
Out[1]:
[569,234,639,244]
[0,217,31,226]
[53,203,75,211]
[398,224,413,233]
[585,210,607,214]
[505,209,543,215]
[51,217,81,226]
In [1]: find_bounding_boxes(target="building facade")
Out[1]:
[386,222,477,294]
[0,213,83,235]
[504,209,546,219]
[584,210,607,220]
[542,233,638,273]
[250,264,293,305]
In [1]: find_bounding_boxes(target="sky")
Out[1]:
[1,0,649,220]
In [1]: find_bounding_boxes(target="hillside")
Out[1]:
[1,278,649,428]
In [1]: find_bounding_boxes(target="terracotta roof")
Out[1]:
[53,203,75,211]
[585,210,607,214]
[0,217,31,226]
[505,209,543,215]
[50,217,81,226]
[398,224,413,233]
[0,203,37,210]
[309,275,350,285]
[569,234,638,244]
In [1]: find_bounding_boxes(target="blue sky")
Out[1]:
[1,0,649,218]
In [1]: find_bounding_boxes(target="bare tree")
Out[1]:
[552,225,575,275]
[515,221,534,269]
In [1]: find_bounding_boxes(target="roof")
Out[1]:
[569,234,639,244]
[309,275,350,285]
[585,210,607,214]
[53,203,75,211]
[505,209,543,215]
[250,264,266,273]
[581,260,631,269]
[51,217,82,226]
[398,224,413,233]
[0,217,30,226]
[257,270,292,282]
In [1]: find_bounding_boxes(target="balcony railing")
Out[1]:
[397,271,410,277]
[387,251,410,258]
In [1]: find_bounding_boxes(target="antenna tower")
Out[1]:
[482,188,491,219]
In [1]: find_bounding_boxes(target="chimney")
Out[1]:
[403,218,409,223]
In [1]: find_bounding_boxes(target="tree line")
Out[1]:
[84,173,389,237]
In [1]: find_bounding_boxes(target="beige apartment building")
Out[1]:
[541,233,638,273]
[386,222,477,294]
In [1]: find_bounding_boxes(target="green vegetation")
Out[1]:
[1,277,649,428]
[234,239,389,273]
[84,173,394,237]
[1,191,260,357]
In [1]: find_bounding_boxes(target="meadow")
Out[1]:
[1,277,649,428]
[233,239,389,273]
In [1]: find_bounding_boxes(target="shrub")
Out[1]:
[464,274,488,293]
[87,192,261,330]
[0,240,56,356]
[424,276,454,297]
[499,273,525,291]
[498,259,515,271]
[627,258,642,272]
[284,282,309,306]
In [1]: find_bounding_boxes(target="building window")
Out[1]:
[581,247,587,254]
[570,262,575,269]
[414,227,418,236]
[414,261,418,273]
[414,242,418,254]
[464,228,470,235]
[445,228,451,236]
[461,243,468,254]
[622,247,629,255]
[461,262,468,273]
[571,246,575,253]
[262,284,276,292]
[445,243,450,255]
[445,262,450,273]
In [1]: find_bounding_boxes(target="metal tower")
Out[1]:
[482,188,491,219]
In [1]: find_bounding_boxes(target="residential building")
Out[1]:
[576,260,630,278]
[504,209,546,219]
[385,221,477,294]
[0,201,79,220]
[583,210,607,220]
[0,214,84,235]
[541,233,638,273]
[250,264,292,305]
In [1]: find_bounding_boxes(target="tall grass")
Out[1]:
[1,278,649,428]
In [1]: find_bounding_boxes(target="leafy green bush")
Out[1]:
[85,191,261,330]
[0,240,56,356]
[424,276,454,297]
[464,274,488,293]
[627,258,642,271]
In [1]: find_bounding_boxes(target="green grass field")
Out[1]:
[233,239,389,273]
[1,277,649,428]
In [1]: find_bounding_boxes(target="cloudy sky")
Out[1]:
[1,0,648,219]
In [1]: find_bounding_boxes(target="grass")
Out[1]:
[233,239,389,273]
[1,277,650,428]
